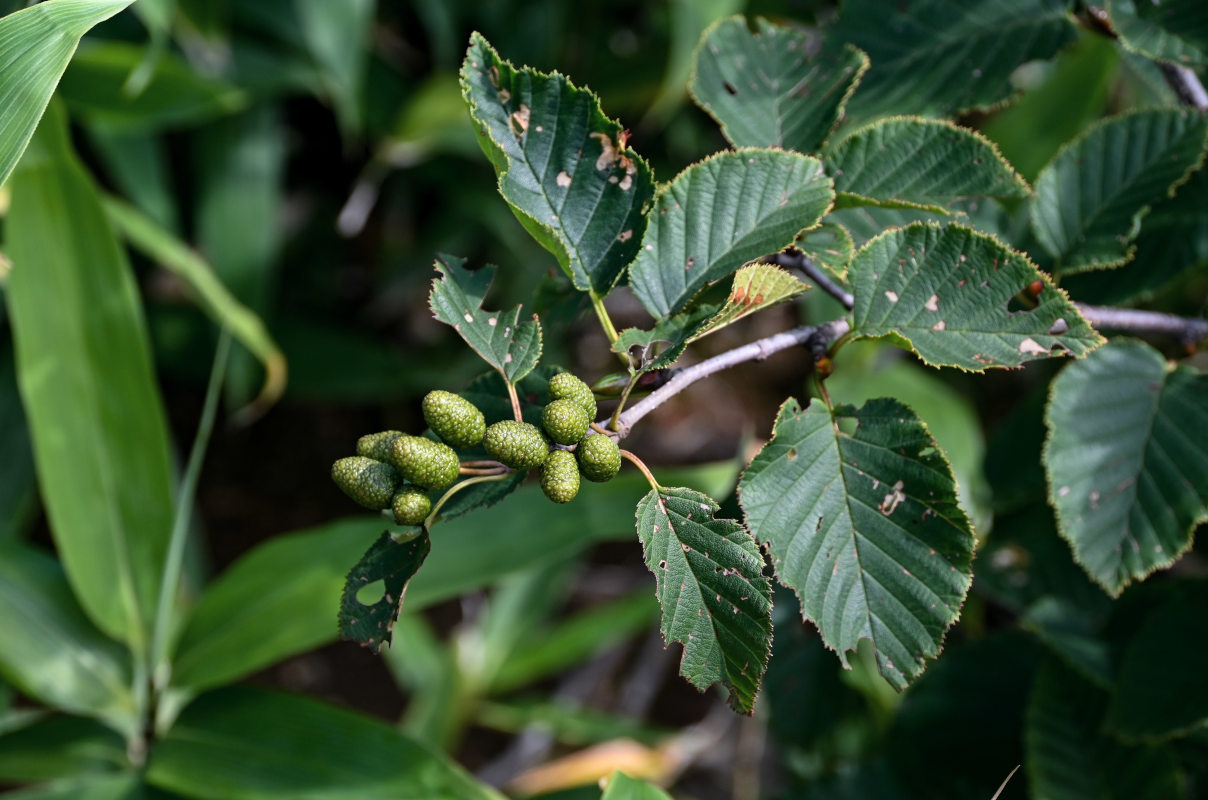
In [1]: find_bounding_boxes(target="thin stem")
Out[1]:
[589,290,620,345]
[460,466,510,476]
[426,472,512,525]
[615,319,851,438]
[151,328,232,688]
[770,251,854,308]
[608,371,640,430]
[460,459,507,469]
[505,379,523,423]
[620,449,661,493]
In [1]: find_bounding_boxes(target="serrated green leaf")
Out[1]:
[690,16,868,154]
[797,222,855,281]
[1031,108,1208,274]
[689,262,810,340]
[1044,340,1208,596]
[600,771,674,800]
[833,0,1076,122]
[612,302,720,373]
[635,487,772,714]
[429,254,542,383]
[460,32,654,294]
[739,397,975,690]
[338,530,431,653]
[825,117,1029,212]
[850,223,1103,370]
[825,205,949,250]
[1026,658,1183,800]
[1107,581,1208,740]
[1107,0,1208,66]
[0,0,134,190]
[629,149,833,318]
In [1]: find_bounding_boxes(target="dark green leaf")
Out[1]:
[338,530,431,653]
[1044,339,1208,595]
[628,149,833,317]
[635,487,772,714]
[0,350,35,540]
[833,0,1076,122]
[145,687,501,799]
[429,254,542,383]
[612,301,721,372]
[1,774,148,800]
[7,101,175,648]
[1107,0,1208,66]
[739,397,975,689]
[1031,108,1208,273]
[825,117,1029,211]
[850,223,1103,370]
[460,32,655,295]
[1021,596,1113,689]
[0,0,134,189]
[797,222,855,281]
[0,714,126,783]
[690,15,868,154]
[293,0,373,134]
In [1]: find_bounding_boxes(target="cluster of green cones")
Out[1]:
[331,374,623,523]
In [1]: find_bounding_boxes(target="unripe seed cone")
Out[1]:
[392,486,432,526]
[422,390,486,448]
[357,430,403,462]
[542,398,590,445]
[541,450,580,503]
[391,435,460,490]
[332,456,399,509]
[483,420,549,470]
[576,433,621,482]
[549,372,597,419]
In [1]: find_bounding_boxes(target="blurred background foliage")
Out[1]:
[0,0,1205,798]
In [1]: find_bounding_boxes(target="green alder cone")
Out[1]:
[541,450,580,503]
[483,420,549,470]
[390,435,461,490]
[391,486,432,525]
[542,398,590,445]
[356,430,403,462]
[331,456,399,510]
[576,433,621,482]
[422,390,486,448]
[548,372,597,419]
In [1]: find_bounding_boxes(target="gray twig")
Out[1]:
[1075,303,1208,346]
[1158,61,1208,111]
[770,251,854,308]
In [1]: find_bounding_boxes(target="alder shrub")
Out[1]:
[328,9,1208,797]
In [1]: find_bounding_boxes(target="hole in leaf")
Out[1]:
[1005,290,1034,315]
[723,81,738,96]
[356,580,386,607]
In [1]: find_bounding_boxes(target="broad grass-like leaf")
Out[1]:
[825,117,1029,211]
[1107,0,1207,66]
[339,530,431,653]
[833,0,1075,122]
[1044,340,1208,596]
[460,32,654,295]
[0,542,134,735]
[629,149,833,318]
[0,353,35,540]
[294,0,374,135]
[430,254,542,383]
[145,687,501,800]
[7,102,174,649]
[0,714,126,783]
[601,771,674,800]
[613,302,720,372]
[2,774,145,800]
[635,487,772,714]
[0,0,134,189]
[739,397,975,689]
[1031,109,1208,273]
[1026,658,1183,800]
[690,15,868,154]
[850,223,1102,370]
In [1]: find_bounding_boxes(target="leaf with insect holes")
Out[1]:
[739,396,975,690]
[429,254,541,383]
[460,32,654,294]
[690,15,869,154]
[825,117,1029,212]
[849,223,1102,371]
[1031,109,1208,274]
[338,530,430,652]
[628,148,833,318]
[1044,340,1208,596]
[635,486,772,714]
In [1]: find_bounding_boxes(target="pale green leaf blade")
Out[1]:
[0,542,135,734]
[825,117,1030,210]
[690,16,868,154]
[1026,658,1183,800]
[629,149,834,318]
[833,0,1076,122]
[429,254,542,383]
[460,32,654,294]
[103,195,287,410]
[145,687,503,800]
[738,397,975,689]
[600,771,674,800]
[0,0,134,189]
[1031,109,1208,274]
[1107,0,1208,66]
[634,487,772,714]
[294,0,374,135]
[1,775,146,800]
[1043,340,1208,595]
[7,102,174,648]
[850,223,1103,371]
[688,262,810,342]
